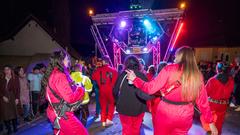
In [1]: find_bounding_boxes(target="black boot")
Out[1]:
[4,120,12,135]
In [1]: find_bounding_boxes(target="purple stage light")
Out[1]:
[126,49,131,54]
[143,47,148,52]
[120,21,127,28]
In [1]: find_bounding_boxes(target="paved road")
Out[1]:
[10,107,240,135]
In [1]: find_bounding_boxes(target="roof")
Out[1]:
[0,14,81,59]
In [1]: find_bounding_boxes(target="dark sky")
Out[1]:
[1,0,240,56]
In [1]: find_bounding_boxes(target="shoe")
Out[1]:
[102,122,106,127]
[230,102,237,108]
[235,106,240,111]
[24,117,32,122]
[106,119,113,126]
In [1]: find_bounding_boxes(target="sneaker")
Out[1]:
[102,122,106,127]
[106,119,113,126]
[230,102,237,108]
[235,106,240,111]
[94,117,101,122]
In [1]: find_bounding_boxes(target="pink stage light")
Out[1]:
[171,22,184,51]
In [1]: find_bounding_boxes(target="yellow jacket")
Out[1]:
[71,72,93,105]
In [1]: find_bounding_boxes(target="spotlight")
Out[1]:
[120,21,127,28]
[179,2,186,10]
[143,47,148,52]
[88,9,94,16]
[143,19,154,33]
[152,36,158,41]
[126,49,131,54]
[143,19,151,26]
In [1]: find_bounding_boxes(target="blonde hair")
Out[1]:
[175,46,202,101]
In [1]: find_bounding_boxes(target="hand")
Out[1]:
[3,96,9,103]
[209,123,218,135]
[15,99,19,105]
[125,70,136,81]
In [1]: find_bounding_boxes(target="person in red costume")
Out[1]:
[149,62,167,133]
[205,62,234,134]
[126,46,218,135]
[92,56,118,127]
[42,51,88,135]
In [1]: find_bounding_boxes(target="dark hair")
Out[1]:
[3,65,15,79]
[157,61,168,74]
[117,64,124,73]
[102,55,110,63]
[33,65,41,71]
[14,66,24,76]
[124,55,140,71]
[147,65,156,75]
[41,50,68,95]
[216,62,228,73]
[216,62,229,84]
[37,63,47,69]
[72,64,82,72]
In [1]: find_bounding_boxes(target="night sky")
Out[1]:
[0,0,240,56]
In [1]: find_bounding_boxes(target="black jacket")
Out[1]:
[113,71,153,116]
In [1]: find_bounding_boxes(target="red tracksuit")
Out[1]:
[146,73,159,131]
[133,64,213,135]
[92,65,118,122]
[205,75,234,134]
[46,68,88,135]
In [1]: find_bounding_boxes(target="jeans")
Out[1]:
[31,91,40,115]
[93,81,100,115]
[23,104,30,118]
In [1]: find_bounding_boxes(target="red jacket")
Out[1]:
[133,64,213,123]
[92,65,118,92]
[46,68,85,123]
[206,75,234,101]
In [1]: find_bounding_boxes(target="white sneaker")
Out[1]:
[106,119,113,126]
[94,116,101,122]
[230,102,237,108]
[102,122,106,127]
[235,107,240,111]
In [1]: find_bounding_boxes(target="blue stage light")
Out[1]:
[143,19,155,33]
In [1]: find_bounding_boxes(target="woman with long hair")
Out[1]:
[126,46,218,135]
[113,55,153,135]
[15,66,31,122]
[205,62,234,134]
[0,65,20,134]
[42,51,88,135]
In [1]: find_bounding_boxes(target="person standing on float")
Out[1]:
[205,62,234,134]
[126,46,218,135]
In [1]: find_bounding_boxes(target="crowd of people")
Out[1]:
[0,47,240,135]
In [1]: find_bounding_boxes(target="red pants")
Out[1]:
[47,108,88,135]
[53,115,88,135]
[150,98,160,130]
[119,113,144,135]
[154,102,193,135]
[99,90,115,122]
[209,103,227,135]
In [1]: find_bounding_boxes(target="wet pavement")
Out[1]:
[2,106,240,135]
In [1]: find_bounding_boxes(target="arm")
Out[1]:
[133,67,169,95]
[54,73,84,104]
[196,84,213,124]
[83,76,93,92]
